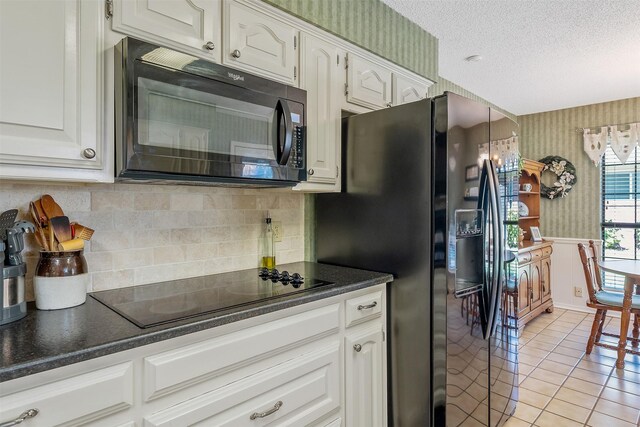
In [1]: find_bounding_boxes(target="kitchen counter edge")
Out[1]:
[0,262,393,383]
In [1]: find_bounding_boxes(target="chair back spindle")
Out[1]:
[577,243,599,304]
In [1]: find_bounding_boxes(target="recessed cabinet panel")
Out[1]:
[345,326,384,427]
[299,34,340,185]
[541,257,551,301]
[112,0,221,61]
[393,74,428,105]
[517,265,530,316]
[0,363,133,427]
[346,54,392,110]
[0,0,103,172]
[144,345,340,427]
[530,262,542,309]
[224,1,297,85]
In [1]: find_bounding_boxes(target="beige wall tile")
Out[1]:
[0,182,305,298]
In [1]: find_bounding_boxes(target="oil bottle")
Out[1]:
[259,214,275,269]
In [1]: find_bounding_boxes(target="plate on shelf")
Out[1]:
[518,201,529,217]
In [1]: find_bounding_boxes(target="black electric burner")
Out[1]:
[91,267,334,328]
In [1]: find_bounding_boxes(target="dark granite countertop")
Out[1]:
[0,262,392,382]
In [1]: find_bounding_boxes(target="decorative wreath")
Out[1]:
[538,156,577,199]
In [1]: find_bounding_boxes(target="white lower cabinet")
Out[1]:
[0,363,134,427]
[144,344,340,426]
[345,325,385,427]
[0,285,387,427]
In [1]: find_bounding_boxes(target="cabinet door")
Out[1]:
[223,0,297,85]
[111,0,221,61]
[517,264,531,316]
[346,53,392,110]
[541,256,551,302]
[393,74,428,105]
[0,0,107,180]
[345,325,385,427]
[299,34,340,185]
[530,262,542,309]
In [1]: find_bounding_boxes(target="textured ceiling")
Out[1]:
[381,0,640,115]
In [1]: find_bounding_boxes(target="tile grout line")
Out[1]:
[523,312,640,427]
[528,312,590,426]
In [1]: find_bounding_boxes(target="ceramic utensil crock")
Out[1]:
[34,250,88,310]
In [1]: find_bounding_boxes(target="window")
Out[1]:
[601,146,640,289]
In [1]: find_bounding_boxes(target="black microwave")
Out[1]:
[115,37,306,186]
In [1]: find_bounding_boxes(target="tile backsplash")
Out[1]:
[0,181,305,301]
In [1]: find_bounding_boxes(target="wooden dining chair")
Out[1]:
[577,241,640,354]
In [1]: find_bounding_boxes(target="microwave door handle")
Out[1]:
[272,100,293,165]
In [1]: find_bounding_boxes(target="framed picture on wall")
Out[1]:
[465,165,479,181]
[530,226,543,242]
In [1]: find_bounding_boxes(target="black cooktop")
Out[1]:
[91,266,334,328]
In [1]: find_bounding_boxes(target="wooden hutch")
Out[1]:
[517,159,554,328]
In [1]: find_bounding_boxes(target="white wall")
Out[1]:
[548,237,602,314]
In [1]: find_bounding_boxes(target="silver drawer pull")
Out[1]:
[250,401,283,420]
[357,301,377,311]
[0,409,39,427]
[354,344,362,352]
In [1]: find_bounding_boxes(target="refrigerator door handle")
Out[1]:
[477,161,490,335]
[486,160,504,338]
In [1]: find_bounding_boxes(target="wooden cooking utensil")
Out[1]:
[49,216,72,243]
[57,238,84,251]
[40,194,64,219]
[29,202,49,251]
[72,223,94,241]
[32,199,47,226]
[48,221,55,250]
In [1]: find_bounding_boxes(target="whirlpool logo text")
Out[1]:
[228,72,245,82]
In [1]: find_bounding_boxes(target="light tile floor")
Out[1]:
[504,308,640,427]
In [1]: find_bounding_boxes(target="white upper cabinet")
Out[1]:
[346,53,393,110]
[111,0,222,61]
[223,0,298,85]
[0,0,110,182]
[296,33,342,189]
[393,74,428,105]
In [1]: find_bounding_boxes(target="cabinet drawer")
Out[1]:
[518,252,532,264]
[345,290,382,327]
[144,344,340,427]
[0,363,133,427]
[531,249,543,260]
[542,246,553,257]
[143,304,340,401]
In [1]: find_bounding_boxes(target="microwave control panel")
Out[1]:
[291,125,305,169]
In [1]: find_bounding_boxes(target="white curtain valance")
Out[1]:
[583,123,640,166]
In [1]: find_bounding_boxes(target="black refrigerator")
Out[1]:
[316,93,520,426]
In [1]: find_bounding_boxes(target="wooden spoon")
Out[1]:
[29,202,49,251]
[40,194,64,219]
[32,199,47,226]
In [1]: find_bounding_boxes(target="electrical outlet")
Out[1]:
[574,286,583,297]
[272,221,283,242]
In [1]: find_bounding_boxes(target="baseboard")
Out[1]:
[553,302,621,318]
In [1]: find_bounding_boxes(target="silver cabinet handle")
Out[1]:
[82,148,96,159]
[204,41,215,51]
[308,168,314,175]
[357,301,377,310]
[250,401,283,420]
[0,409,39,427]
[386,102,392,107]
[231,49,241,58]
[354,344,362,352]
